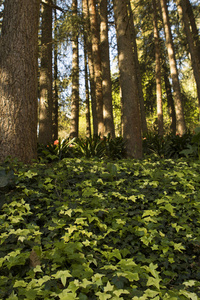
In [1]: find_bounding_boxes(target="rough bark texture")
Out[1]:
[82,0,98,135]
[128,1,148,135]
[153,0,164,136]
[160,0,186,134]
[0,0,40,163]
[100,0,115,138]
[113,0,143,159]
[70,0,79,138]
[177,0,200,116]
[38,0,53,145]
[88,0,104,136]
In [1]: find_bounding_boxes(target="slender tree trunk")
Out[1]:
[163,62,176,133]
[160,0,186,134]
[70,0,79,138]
[100,0,115,138]
[152,0,164,136]
[0,0,40,163]
[128,0,148,135]
[113,0,143,159]
[38,0,53,144]
[84,38,92,137]
[177,0,200,117]
[82,0,98,135]
[88,0,104,136]
[52,0,59,141]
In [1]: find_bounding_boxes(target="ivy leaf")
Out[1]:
[52,270,72,287]
[104,281,114,292]
[147,276,161,290]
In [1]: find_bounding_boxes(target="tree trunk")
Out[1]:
[0,0,40,163]
[38,0,53,145]
[88,0,104,136]
[70,0,79,138]
[100,0,115,138]
[177,0,200,117]
[84,38,92,137]
[113,0,143,159]
[152,0,164,136]
[160,0,186,135]
[128,0,148,135]
[52,0,59,141]
[82,0,98,135]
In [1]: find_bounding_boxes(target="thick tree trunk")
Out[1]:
[128,1,148,135]
[113,0,143,159]
[152,0,164,136]
[177,0,200,117]
[100,0,115,138]
[88,0,104,136]
[82,0,98,135]
[38,0,53,145]
[160,0,186,135]
[0,0,40,163]
[70,0,79,138]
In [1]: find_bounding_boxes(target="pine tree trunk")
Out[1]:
[153,0,164,136]
[52,0,59,141]
[70,0,79,138]
[82,0,98,135]
[0,0,40,163]
[38,0,53,145]
[88,0,104,136]
[177,0,200,117]
[113,0,143,159]
[128,1,148,135]
[100,0,115,138]
[160,0,186,134]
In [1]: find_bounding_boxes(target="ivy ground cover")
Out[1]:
[1,158,200,299]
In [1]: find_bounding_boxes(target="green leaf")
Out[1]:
[147,276,161,290]
[52,270,72,287]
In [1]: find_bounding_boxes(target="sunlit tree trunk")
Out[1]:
[84,38,92,137]
[88,0,104,136]
[52,0,59,141]
[38,0,53,144]
[113,0,143,159]
[153,0,164,136]
[0,0,40,163]
[128,0,148,135]
[70,0,79,138]
[177,0,200,117]
[82,0,98,135]
[100,0,115,138]
[160,0,186,134]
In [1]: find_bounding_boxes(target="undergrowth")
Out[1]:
[1,157,200,299]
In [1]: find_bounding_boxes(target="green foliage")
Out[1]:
[1,158,200,299]
[181,127,200,159]
[143,131,193,158]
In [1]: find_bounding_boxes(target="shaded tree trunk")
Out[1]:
[113,0,143,159]
[0,0,40,163]
[160,0,186,134]
[100,0,115,138]
[128,0,148,135]
[52,0,59,141]
[84,38,92,137]
[177,0,200,117]
[152,0,164,136]
[88,0,104,136]
[82,0,98,135]
[38,0,53,145]
[70,0,79,138]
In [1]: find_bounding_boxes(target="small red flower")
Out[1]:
[54,140,59,145]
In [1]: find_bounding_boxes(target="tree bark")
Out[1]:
[160,0,186,134]
[152,0,164,136]
[100,0,115,138]
[113,0,143,159]
[84,40,92,138]
[38,0,53,145]
[128,0,148,135]
[70,0,79,138]
[88,0,104,136]
[0,0,40,163]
